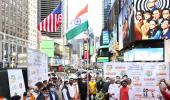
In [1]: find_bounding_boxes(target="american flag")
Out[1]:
[38,1,62,32]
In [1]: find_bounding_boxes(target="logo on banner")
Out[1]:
[133,76,140,81]
[106,65,112,71]
[120,70,127,76]
[159,65,166,70]
[145,70,152,77]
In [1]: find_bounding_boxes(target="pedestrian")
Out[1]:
[97,77,104,92]
[159,79,170,100]
[79,78,87,100]
[89,78,97,100]
[55,80,63,100]
[122,75,128,81]
[68,78,74,99]
[108,79,119,100]
[115,76,121,84]
[34,81,46,100]
[73,79,80,100]
[120,80,129,100]
[43,80,48,88]
[102,77,110,100]
[22,92,27,100]
[48,83,58,100]
[62,81,71,100]
[127,78,135,100]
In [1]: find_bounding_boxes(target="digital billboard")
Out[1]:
[119,0,170,49]
[118,10,123,50]
[124,48,164,61]
[102,31,110,45]
[134,0,170,40]
[118,0,134,49]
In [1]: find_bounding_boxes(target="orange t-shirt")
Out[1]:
[120,87,129,100]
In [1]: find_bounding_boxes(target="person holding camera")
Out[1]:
[159,79,170,100]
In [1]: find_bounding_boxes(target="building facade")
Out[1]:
[102,0,111,28]
[38,0,61,38]
[0,0,29,67]
[28,0,38,49]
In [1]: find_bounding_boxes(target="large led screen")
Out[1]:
[134,0,170,40]
[118,0,134,49]
[124,48,164,61]
[118,10,123,50]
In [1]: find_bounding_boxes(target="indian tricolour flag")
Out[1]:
[66,4,89,40]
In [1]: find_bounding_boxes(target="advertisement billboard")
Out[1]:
[124,48,164,61]
[102,31,110,45]
[134,0,170,40]
[119,0,170,49]
[118,0,134,49]
[118,10,123,50]
[134,48,164,61]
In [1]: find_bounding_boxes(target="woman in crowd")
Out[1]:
[134,10,143,40]
[141,11,152,39]
[149,20,161,39]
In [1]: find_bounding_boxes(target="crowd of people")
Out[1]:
[1,74,170,100]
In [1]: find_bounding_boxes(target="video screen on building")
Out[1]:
[102,30,110,45]
[134,0,170,40]
[118,0,134,49]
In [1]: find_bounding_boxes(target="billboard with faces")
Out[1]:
[119,0,170,49]
[134,0,170,40]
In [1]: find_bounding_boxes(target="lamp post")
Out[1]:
[2,33,6,68]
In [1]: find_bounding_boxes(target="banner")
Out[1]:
[103,62,169,100]
[27,49,48,87]
[8,69,26,97]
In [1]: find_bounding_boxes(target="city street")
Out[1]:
[0,0,170,100]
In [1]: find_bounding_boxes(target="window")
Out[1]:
[6,30,8,34]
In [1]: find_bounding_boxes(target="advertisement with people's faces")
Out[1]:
[134,0,170,40]
[118,0,134,49]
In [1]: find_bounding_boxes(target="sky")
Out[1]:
[65,0,103,37]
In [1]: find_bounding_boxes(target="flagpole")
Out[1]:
[62,0,67,81]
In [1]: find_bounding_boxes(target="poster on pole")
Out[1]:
[103,62,169,100]
[8,69,26,97]
[27,49,48,87]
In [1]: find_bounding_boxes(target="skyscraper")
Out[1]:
[28,0,38,49]
[0,0,29,66]
[38,0,61,38]
[102,0,112,28]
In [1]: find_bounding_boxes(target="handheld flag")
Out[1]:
[66,4,89,40]
[38,1,62,32]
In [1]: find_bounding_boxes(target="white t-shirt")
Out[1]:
[128,85,135,100]
[68,84,74,98]
[108,83,119,100]
[62,88,69,100]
